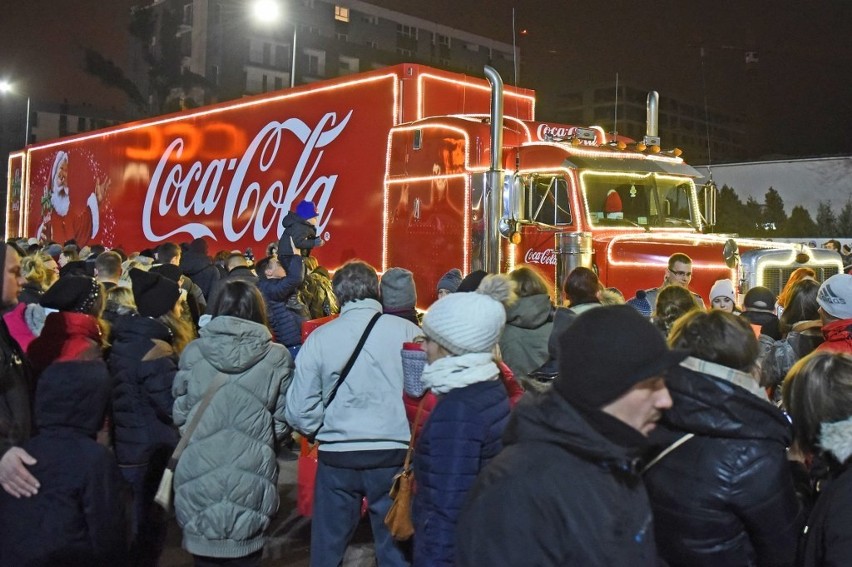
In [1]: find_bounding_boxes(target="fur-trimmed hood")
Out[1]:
[820,415,852,465]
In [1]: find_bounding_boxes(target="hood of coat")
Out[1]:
[281,211,312,230]
[819,417,852,464]
[37,311,102,344]
[820,416,852,465]
[110,313,174,358]
[179,250,212,277]
[197,315,274,373]
[35,359,110,435]
[503,390,640,471]
[822,318,852,344]
[505,294,552,329]
[662,365,792,444]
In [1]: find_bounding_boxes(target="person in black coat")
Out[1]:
[0,359,128,565]
[256,254,305,357]
[644,310,802,567]
[108,268,182,565]
[178,238,220,302]
[457,305,686,566]
[783,351,852,567]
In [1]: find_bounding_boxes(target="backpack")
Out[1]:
[299,270,339,320]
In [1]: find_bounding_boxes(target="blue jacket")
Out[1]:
[107,313,179,465]
[0,360,128,565]
[413,379,509,567]
[258,255,305,347]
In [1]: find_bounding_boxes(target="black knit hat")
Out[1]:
[457,270,488,293]
[150,263,182,283]
[40,275,102,314]
[130,268,181,318]
[553,305,688,408]
[744,286,776,312]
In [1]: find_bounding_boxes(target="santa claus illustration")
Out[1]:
[36,151,110,245]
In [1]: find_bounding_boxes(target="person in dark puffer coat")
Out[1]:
[179,238,220,302]
[644,310,802,567]
[783,351,852,567]
[108,268,183,566]
[0,359,128,566]
[413,274,515,566]
[256,254,305,356]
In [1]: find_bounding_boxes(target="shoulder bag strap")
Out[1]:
[402,395,428,471]
[167,372,230,470]
[325,312,382,409]
[641,433,695,474]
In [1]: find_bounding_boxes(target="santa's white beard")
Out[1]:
[51,187,70,217]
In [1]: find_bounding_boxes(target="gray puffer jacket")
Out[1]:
[172,316,293,559]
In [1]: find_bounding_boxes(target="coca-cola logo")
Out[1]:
[525,248,557,265]
[535,124,598,146]
[142,111,352,243]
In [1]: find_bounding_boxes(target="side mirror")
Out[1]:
[723,238,740,269]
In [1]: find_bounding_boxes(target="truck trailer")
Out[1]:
[5,63,842,306]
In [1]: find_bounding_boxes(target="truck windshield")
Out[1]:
[580,172,697,229]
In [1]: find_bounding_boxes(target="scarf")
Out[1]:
[421,352,500,395]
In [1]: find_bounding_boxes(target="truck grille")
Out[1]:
[760,266,840,295]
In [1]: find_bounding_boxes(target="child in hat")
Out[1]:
[278,199,324,259]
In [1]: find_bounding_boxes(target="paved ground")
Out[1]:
[160,450,378,566]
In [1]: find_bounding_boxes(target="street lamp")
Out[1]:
[0,79,31,147]
[249,0,297,88]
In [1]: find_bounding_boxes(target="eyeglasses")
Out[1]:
[668,269,692,278]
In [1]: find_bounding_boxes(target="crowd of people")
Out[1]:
[1,218,852,566]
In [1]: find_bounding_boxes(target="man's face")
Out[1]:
[601,376,672,436]
[264,259,286,279]
[825,242,838,252]
[666,261,693,288]
[3,246,25,307]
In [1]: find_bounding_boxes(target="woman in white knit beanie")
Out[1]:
[412,274,516,565]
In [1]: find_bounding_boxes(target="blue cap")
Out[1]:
[296,200,318,220]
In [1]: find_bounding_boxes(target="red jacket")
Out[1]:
[27,312,103,377]
[816,318,852,355]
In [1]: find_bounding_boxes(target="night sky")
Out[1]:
[2,0,851,159]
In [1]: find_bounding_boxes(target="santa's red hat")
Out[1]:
[604,190,623,213]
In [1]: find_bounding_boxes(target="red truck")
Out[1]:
[5,63,842,306]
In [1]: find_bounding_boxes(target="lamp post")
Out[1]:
[250,0,297,88]
[0,79,31,147]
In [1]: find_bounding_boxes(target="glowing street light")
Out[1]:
[249,0,297,88]
[0,79,30,147]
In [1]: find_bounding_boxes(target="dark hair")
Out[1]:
[564,266,600,305]
[653,285,700,336]
[669,309,759,372]
[332,260,379,307]
[783,351,852,456]
[208,280,269,326]
[668,253,693,270]
[157,242,181,264]
[510,265,550,298]
[779,279,821,334]
[95,251,122,278]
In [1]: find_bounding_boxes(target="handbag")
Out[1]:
[384,396,426,541]
[295,312,382,517]
[154,372,229,512]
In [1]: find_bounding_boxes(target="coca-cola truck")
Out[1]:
[5,63,842,306]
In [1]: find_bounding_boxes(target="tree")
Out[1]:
[715,184,752,235]
[744,197,763,237]
[784,206,818,237]
[837,199,852,236]
[816,201,839,237]
[762,187,787,234]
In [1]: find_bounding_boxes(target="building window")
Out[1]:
[305,49,326,76]
[274,76,283,90]
[77,116,86,131]
[336,32,348,42]
[339,55,359,75]
[262,74,268,91]
[249,40,264,64]
[397,48,413,57]
[362,14,378,25]
[367,40,378,49]
[397,24,417,39]
[432,33,450,47]
[183,3,193,25]
[334,6,349,22]
[465,43,478,52]
[275,44,289,68]
[263,43,271,65]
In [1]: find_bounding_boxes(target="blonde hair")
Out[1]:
[509,265,551,298]
[21,254,51,290]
